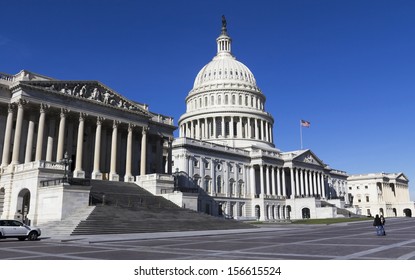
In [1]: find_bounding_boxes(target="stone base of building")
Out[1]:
[135,173,175,195]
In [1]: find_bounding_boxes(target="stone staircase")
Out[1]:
[70,180,254,235]
[320,200,363,218]
[38,206,95,237]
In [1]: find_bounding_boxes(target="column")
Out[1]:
[317,172,322,197]
[261,120,265,141]
[305,170,309,196]
[250,165,256,196]
[260,165,264,197]
[56,108,68,162]
[11,100,25,164]
[282,168,287,197]
[295,168,300,197]
[276,167,281,196]
[45,118,56,162]
[230,116,234,138]
[140,126,148,176]
[1,104,14,167]
[255,119,259,140]
[221,116,225,137]
[92,117,103,180]
[289,168,295,198]
[166,137,173,174]
[248,118,252,139]
[271,166,276,196]
[300,169,304,197]
[265,121,269,142]
[109,120,119,181]
[24,115,35,163]
[124,123,134,182]
[213,117,216,138]
[321,174,326,199]
[265,165,270,196]
[237,117,243,138]
[35,104,47,161]
[313,171,317,196]
[195,119,199,139]
[73,113,86,178]
[210,158,215,195]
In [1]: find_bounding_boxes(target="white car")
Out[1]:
[0,220,41,241]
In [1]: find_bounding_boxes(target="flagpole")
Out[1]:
[300,120,303,150]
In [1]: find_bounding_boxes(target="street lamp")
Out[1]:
[60,152,72,183]
[173,168,179,191]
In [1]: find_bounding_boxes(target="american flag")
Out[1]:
[301,120,311,128]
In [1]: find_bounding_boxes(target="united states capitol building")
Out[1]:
[0,18,413,225]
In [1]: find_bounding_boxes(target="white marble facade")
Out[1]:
[0,70,175,224]
[172,18,350,220]
[348,173,414,218]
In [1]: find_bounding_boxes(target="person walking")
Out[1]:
[373,214,385,236]
[380,215,386,235]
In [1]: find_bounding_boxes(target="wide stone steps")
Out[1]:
[38,206,95,237]
[72,205,254,235]
[71,180,254,235]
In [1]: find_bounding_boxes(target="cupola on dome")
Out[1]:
[192,17,258,90]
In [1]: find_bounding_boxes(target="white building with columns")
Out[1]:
[0,70,175,224]
[172,18,350,220]
[348,173,414,218]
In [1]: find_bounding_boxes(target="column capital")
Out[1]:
[127,123,136,132]
[112,120,120,128]
[39,103,50,113]
[79,112,87,121]
[142,126,149,134]
[7,103,15,113]
[60,108,70,118]
[15,99,28,108]
[96,116,105,125]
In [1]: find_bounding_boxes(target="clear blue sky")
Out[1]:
[1,0,415,199]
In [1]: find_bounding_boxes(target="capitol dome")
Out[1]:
[193,51,258,90]
[191,23,260,93]
[179,17,275,150]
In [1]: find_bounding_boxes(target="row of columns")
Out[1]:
[289,167,326,198]
[251,165,326,199]
[1,101,155,181]
[179,154,328,201]
[180,116,273,143]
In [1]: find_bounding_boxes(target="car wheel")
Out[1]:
[28,231,38,241]
[18,237,26,241]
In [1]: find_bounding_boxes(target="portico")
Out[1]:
[0,70,175,223]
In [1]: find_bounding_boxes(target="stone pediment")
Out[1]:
[395,173,409,182]
[293,150,325,167]
[18,80,150,116]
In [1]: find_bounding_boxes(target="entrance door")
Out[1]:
[16,189,31,223]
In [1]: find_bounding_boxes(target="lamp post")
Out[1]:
[60,151,72,183]
[173,168,179,191]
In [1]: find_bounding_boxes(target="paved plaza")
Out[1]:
[1,217,415,260]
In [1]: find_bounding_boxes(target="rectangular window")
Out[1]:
[366,196,370,202]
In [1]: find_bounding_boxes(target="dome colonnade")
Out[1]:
[178,18,274,148]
